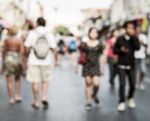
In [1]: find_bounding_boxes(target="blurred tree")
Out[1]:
[54,26,71,36]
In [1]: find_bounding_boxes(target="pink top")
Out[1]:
[107,38,116,58]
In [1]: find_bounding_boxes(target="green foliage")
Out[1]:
[54,26,71,36]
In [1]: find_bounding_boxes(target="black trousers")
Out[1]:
[117,68,136,103]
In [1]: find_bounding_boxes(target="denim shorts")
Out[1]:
[135,59,146,74]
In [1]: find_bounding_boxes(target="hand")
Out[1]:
[100,55,107,65]
[121,46,129,53]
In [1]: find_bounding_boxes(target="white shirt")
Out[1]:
[135,34,148,59]
[24,26,56,66]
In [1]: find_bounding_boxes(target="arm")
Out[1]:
[1,40,7,73]
[48,34,58,66]
[131,36,140,51]
[50,48,57,65]
[19,39,26,71]
[101,43,109,64]
[114,36,130,54]
[113,37,122,54]
[19,39,24,56]
[24,32,33,56]
[103,43,110,58]
[139,35,148,48]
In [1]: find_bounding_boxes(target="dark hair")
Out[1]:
[109,29,118,38]
[124,21,136,29]
[37,17,46,26]
[28,24,34,30]
[88,27,99,39]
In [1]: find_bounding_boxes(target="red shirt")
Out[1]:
[107,38,116,58]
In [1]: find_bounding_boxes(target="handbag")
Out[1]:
[78,52,87,65]
[78,43,88,65]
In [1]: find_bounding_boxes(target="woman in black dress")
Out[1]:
[81,28,103,110]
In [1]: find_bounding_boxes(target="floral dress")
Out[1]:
[82,42,103,77]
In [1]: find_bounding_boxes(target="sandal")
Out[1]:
[42,101,49,109]
[32,104,39,110]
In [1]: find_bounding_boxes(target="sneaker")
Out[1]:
[128,99,136,108]
[86,104,92,111]
[139,84,145,91]
[118,103,126,112]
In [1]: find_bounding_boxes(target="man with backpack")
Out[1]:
[24,17,57,109]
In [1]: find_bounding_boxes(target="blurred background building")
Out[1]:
[0,0,150,35]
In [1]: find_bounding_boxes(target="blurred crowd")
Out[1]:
[0,16,149,112]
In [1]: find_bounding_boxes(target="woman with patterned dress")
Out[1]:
[80,28,103,110]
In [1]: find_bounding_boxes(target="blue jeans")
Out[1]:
[108,57,117,85]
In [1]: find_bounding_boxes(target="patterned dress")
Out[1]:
[4,52,22,77]
[82,42,103,77]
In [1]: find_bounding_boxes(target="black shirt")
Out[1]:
[114,35,140,68]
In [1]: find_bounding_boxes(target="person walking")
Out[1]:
[2,27,24,104]
[104,29,119,88]
[114,22,140,112]
[135,26,148,90]
[24,17,57,109]
[79,27,103,110]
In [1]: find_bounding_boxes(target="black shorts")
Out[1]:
[58,50,65,55]
[69,49,77,53]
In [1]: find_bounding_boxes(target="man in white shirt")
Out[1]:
[24,17,57,109]
[135,26,148,90]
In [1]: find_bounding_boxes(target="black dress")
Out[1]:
[82,42,103,77]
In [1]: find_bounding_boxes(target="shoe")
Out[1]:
[94,97,100,105]
[139,84,145,91]
[42,100,49,109]
[32,104,39,110]
[109,80,114,87]
[128,99,136,108]
[86,104,92,111]
[15,96,22,103]
[118,103,126,112]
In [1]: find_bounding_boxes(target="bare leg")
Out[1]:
[6,75,15,104]
[57,54,63,66]
[15,76,22,102]
[85,76,92,104]
[92,76,100,98]
[32,82,39,107]
[42,81,49,101]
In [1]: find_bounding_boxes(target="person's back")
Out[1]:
[3,27,24,104]
[25,25,56,66]
[24,17,57,109]
[5,36,22,53]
